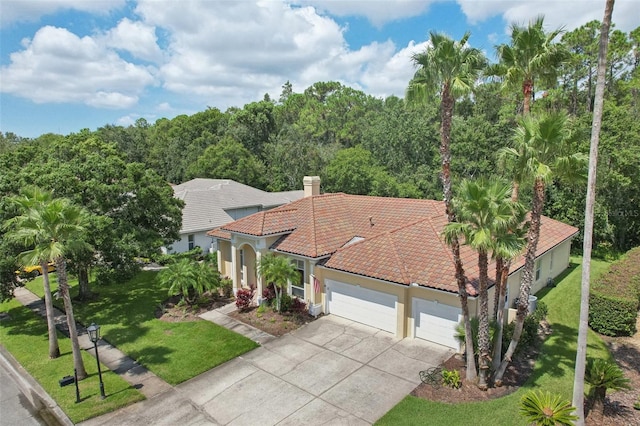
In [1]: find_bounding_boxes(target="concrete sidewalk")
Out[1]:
[12,287,172,400]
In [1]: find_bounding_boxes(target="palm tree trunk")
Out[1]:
[523,78,533,114]
[77,265,91,300]
[493,257,504,321]
[573,1,615,423]
[55,257,87,380]
[40,262,60,359]
[441,87,477,381]
[477,251,490,390]
[492,259,511,371]
[494,178,545,385]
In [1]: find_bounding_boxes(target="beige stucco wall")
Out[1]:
[217,240,233,278]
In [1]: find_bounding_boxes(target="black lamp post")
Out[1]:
[86,323,106,399]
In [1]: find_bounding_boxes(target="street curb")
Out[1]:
[0,345,74,426]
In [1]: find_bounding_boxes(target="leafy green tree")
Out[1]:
[8,195,91,378]
[495,112,587,384]
[491,16,568,115]
[187,136,266,188]
[159,259,220,305]
[256,253,299,313]
[444,178,525,389]
[520,390,578,426]
[323,146,420,198]
[406,31,487,381]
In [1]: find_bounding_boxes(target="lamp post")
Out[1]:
[86,323,106,399]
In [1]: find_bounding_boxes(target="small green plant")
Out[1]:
[519,390,578,426]
[585,358,631,416]
[441,368,461,389]
[634,395,640,410]
[256,304,267,314]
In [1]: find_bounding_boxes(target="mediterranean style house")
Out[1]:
[209,176,578,350]
[167,178,303,254]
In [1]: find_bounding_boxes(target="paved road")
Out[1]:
[0,364,47,426]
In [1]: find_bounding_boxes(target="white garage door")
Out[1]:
[326,279,397,333]
[413,298,461,349]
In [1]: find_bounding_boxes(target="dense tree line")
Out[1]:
[0,19,638,267]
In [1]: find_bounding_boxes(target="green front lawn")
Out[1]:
[24,271,259,385]
[377,257,612,425]
[0,298,145,423]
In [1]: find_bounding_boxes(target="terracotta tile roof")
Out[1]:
[213,193,578,295]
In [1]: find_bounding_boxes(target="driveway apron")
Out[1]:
[80,315,453,426]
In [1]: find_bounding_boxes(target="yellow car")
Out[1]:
[15,263,56,276]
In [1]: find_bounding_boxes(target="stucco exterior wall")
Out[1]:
[169,231,216,254]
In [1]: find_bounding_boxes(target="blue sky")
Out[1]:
[1,0,637,138]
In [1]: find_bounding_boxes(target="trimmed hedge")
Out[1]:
[589,247,640,336]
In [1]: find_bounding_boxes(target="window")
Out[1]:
[291,259,305,298]
[188,234,195,250]
[535,260,541,281]
[549,252,554,272]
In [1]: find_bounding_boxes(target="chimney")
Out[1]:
[303,176,321,197]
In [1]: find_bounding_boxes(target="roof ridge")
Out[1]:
[309,197,319,257]
[387,232,412,285]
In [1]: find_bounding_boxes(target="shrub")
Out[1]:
[589,291,638,336]
[502,315,539,356]
[220,277,233,298]
[235,288,254,311]
[531,300,548,322]
[519,390,578,426]
[262,283,276,305]
[279,293,293,313]
[291,298,307,315]
[589,247,640,336]
[441,369,461,389]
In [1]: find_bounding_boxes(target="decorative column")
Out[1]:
[230,243,239,295]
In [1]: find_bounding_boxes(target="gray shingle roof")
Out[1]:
[173,178,304,234]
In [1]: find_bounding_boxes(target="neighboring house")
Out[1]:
[167,178,303,254]
[209,176,578,350]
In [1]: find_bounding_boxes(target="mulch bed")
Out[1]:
[155,293,234,322]
[411,324,543,403]
[228,306,319,336]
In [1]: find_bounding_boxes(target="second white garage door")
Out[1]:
[326,279,397,333]
[413,298,461,349]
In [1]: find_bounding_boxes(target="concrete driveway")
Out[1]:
[80,315,453,426]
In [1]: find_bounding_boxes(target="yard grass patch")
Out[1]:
[376,257,612,425]
[0,298,145,424]
[24,271,259,385]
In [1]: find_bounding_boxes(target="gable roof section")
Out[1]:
[174,178,303,233]
[213,192,579,296]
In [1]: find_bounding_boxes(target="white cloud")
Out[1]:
[457,0,639,34]
[1,0,126,28]
[296,0,436,27]
[135,0,351,106]
[0,26,155,108]
[102,18,163,63]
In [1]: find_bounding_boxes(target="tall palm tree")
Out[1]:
[4,187,60,359]
[491,16,569,202]
[444,178,525,389]
[492,16,568,116]
[573,1,615,422]
[10,196,91,379]
[406,31,486,381]
[256,253,299,313]
[494,112,587,385]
